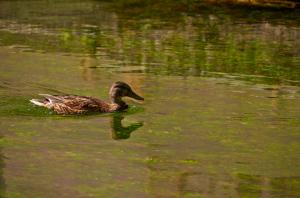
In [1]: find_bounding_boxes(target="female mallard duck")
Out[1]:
[30,81,144,114]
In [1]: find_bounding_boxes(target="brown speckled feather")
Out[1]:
[42,95,111,114]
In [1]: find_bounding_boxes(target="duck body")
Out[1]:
[31,94,118,114]
[30,81,143,115]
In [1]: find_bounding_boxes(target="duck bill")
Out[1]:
[129,90,144,101]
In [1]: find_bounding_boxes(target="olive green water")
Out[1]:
[0,0,300,197]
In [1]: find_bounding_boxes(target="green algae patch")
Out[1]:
[78,181,143,197]
[15,131,39,138]
[64,151,87,161]
[179,159,199,165]
[0,138,12,147]
[183,193,205,198]
[144,157,162,165]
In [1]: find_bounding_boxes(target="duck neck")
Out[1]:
[109,96,127,111]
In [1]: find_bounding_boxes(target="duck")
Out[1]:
[30,81,144,114]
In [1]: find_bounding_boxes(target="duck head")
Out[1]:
[109,81,144,108]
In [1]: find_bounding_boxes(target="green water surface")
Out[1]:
[0,0,300,197]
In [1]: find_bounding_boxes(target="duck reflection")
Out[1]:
[111,114,143,140]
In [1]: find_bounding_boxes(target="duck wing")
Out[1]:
[39,94,110,114]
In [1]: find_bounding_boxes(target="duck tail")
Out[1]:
[30,99,45,106]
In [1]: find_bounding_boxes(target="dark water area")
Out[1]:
[0,0,300,197]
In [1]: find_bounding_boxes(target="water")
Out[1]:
[0,0,300,197]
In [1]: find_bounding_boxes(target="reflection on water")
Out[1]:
[0,0,300,85]
[146,158,300,197]
[111,114,143,140]
[177,172,300,197]
[0,0,300,197]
